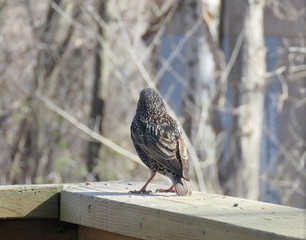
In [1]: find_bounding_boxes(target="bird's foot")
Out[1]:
[129,189,153,194]
[155,185,175,193]
[85,181,93,186]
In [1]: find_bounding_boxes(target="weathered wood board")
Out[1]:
[60,181,306,240]
[0,184,63,218]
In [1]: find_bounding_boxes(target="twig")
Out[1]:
[34,92,144,166]
[153,16,203,83]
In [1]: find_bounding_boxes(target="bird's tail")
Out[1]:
[172,176,192,196]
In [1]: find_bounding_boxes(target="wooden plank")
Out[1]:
[0,219,77,240]
[0,184,63,218]
[79,225,140,240]
[60,181,306,240]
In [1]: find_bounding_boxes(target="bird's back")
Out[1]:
[131,88,191,196]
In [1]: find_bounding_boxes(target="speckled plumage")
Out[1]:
[130,88,192,196]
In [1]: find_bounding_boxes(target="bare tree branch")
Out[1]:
[34,92,143,166]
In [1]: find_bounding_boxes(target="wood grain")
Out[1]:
[60,181,306,240]
[0,184,63,218]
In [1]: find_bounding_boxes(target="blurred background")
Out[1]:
[0,0,305,208]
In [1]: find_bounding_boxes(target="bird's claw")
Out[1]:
[129,189,153,194]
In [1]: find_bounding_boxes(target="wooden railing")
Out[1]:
[0,181,305,240]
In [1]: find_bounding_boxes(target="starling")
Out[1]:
[130,88,192,196]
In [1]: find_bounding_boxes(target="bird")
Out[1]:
[130,88,192,196]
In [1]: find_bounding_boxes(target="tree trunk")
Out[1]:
[26,1,79,183]
[220,0,266,199]
[87,1,107,181]
[182,0,223,192]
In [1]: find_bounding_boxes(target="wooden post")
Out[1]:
[0,184,78,240]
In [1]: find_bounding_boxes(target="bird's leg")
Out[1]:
[155,184,175,193]
[129,171,156,194]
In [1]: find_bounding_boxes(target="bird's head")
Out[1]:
[137,88,167,117]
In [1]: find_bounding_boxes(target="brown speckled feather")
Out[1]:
[131,88,191,196]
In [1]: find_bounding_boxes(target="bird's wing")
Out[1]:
[132,121,183,176]
[177,137,190,180]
